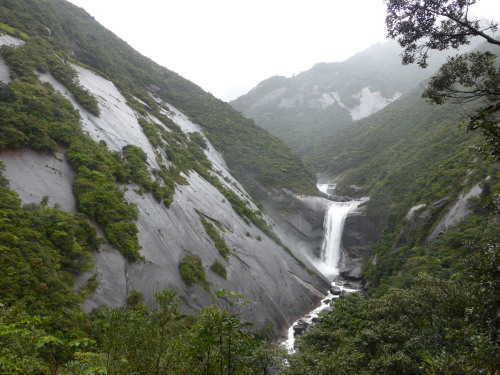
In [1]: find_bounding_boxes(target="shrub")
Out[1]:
[196,211,231,260]
[210,259,227,279]
[179,254,210,291]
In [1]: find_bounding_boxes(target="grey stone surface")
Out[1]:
[2,64,332,336]
[0,34,25,47]
[0,149,77,212]
[0,55,11,84]
[263,196,330,261]
[428,184,481,241]
[341,200,383,271]
[0,34,25,84]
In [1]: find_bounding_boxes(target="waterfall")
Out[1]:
[283,196,364,351]
[317,183,335,195]
[314,201,359,280]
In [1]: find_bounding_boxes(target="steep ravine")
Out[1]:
[283,190,368,350]
[0,34,331,335]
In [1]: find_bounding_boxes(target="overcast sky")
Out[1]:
[67,0,499,101]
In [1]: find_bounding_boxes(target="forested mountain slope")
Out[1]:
[305,77,500,292]
[231,40,453,155]
[0,0,317,198]
[0,0,331,348]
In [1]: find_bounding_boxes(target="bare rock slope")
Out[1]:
[0,41,330,335]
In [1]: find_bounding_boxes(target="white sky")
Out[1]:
[67,0,499,101]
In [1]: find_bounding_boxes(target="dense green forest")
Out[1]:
[1,0,500,373]
[304,85,500,291]
[0,0,317,199]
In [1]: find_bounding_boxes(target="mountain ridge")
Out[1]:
[231,39,476,155]
[0,0,330,336]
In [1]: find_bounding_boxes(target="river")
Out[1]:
[283,184,363,351]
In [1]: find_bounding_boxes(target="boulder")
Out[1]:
[320,306,334,315]
[339,266,363,281]
[330,286,342,295]
[293,319,310,336]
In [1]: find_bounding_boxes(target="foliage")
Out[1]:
[126,290,148,313]
[0,304,46,374]
[71,163,140,261]
[423,50,500,160]
[385,0,500,159]
[211,259,227,279]
[0,80,80,153]
[291,241,500,374]
[189,131,208,150]
[78,274,98,297]
[0,289,283,374]
[197,211,231,260]
[385,0,500,67]
[188,290,260,374]
[0,37,99,115]
[179,254,210,291]
[87,290,188,375]
[0,164,97,338]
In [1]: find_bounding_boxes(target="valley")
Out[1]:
[0,0,499,373]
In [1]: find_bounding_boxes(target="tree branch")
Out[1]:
[439,12,500,46]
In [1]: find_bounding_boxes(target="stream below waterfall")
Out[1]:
[283,185,364,351]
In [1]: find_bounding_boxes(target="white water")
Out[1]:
[283,193,364,351]
[314,201,360,280]
[284,283,357,352]
[317,183,335,195]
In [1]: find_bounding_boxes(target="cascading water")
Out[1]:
[283,191,364,351]
[315,201,359,280]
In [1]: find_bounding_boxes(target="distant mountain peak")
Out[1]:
[231,40,455,155]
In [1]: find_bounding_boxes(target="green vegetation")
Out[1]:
[231,41,450,156]
[1,37,99,115]
[0,21,30,39]
[1,289,285,374]
[0,0,317,198]
[68,139,142,261]
[78,274,98,297]
[0,79,80,152]
[189,131,208,150]
[290,240,500,374]
[179,254,210,291]
[197,211,231,260]
[211,259,227,279]
[386,0,500,161]
[0,163,97,340]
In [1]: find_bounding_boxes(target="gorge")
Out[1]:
[284,185,366,350]
[1,0,499,373]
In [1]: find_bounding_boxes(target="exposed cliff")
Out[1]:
[0,2,331,336]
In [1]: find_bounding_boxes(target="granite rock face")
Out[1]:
[0,58,331,336]
[267,194,382,283]
[427,184,482,241]
[266,196,330,260]
[341,201,384,272]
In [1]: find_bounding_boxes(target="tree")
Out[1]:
[385,0,500,159]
